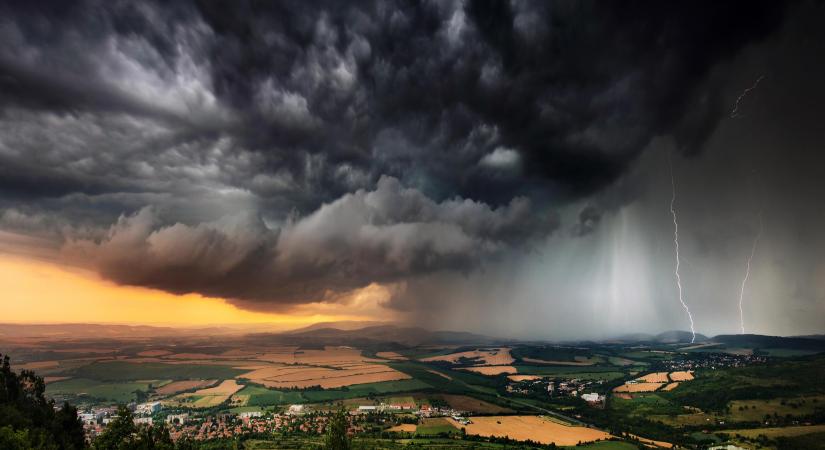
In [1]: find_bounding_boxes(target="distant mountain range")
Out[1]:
[251,324,496,348]
[284,321,388,333]
[711,334,825,350]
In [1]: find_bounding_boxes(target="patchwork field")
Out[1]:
[240,363,410,389]
[637,372,669,383]
[614,371,694,393]
[195,379,243,395]
[614,382,663,393]
[168,381,245,409]
[233,385,303,407]
[420,348,513,366]
[256,346,376,365]
[155,379,217,396]
[446,415,612,446]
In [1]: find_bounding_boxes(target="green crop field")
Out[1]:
[416,418,457,436]
[46,378,152,403]
[236,385,304,406]
[67,361,246,381]
[728,396,825,421]
[619,351,674,361]
[610,393,683,417]
[511,345,594,362]
[722,424,825,439]
[301,379,431,402]
[227,406,264,414]
[515,366,625,380]
[649,412,721,427]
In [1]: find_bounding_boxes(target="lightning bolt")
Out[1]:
[731,75,765,118]
[668,153,696,343]
[738,205,764,335]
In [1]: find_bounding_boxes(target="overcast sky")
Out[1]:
[1,0,823,338]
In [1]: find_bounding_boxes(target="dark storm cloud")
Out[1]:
[0,0,790,308]
[63,177,556,309]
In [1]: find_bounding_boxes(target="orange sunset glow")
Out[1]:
[0,253,384,327]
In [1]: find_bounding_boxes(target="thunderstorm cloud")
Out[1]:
[2,0,824,337]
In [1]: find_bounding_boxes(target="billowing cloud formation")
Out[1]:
[0,0,800,318]
[0,1,786,206]
[63,177,555,309]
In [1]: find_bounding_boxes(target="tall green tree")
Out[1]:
[93,405,176,450]
[324,407,351,450]
[0,354,86,449]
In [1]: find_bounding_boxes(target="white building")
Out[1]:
[581,393,604,403]
[166,413,189,424]
[134,417,153,425]
[287,404,305,415]
[136,402,162,415]
[239,411,263,419]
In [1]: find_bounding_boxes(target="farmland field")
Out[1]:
[722,424,825,438]
[69,361,246,381]
[239,363,410,389]
[436,394,514,414]
[727,396,825,421]
[448,415,613,446]
[515,366,624,380]
[46,378,153,403]
[420,348,514,366]
[300,379,430,402]
[614,382,663,393]
[155,379,217,396]
[637,372,669,383]
[234,385,304,406]
[416,418,457,435]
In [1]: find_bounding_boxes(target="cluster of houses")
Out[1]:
[78,402,164,439]
[506,376,606,402]
[356,400,416,413]
[79,396,481,442]
[662,353,767,371]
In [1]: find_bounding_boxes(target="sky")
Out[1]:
[1,1,824,339]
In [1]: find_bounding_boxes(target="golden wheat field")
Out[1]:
[447,415,612,446]
[419,347,514,365]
